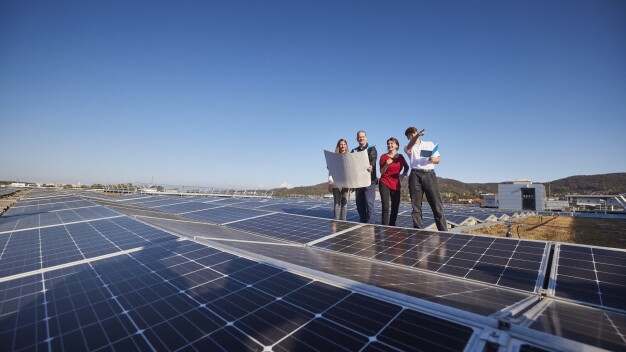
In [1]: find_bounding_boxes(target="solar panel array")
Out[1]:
[0,188,19,197]
[113,193,530,230]
[1,190,624,352]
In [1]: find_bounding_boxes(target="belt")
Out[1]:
[411,168,433,173]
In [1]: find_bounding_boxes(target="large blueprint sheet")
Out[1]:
[324,150,371,188]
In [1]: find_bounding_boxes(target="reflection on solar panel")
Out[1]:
[314,226,548,292]
[527,299,626,351]
[550,243,626,311]
[226,212,358,244]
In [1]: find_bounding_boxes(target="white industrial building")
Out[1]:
[497,179,545,211]
[566,194,625,212]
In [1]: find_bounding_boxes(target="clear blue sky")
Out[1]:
[1,0,625,188]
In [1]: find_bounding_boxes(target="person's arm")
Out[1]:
[367,146,377,173]
[401,155,409,175]
[405,134,421,153]
[380,155,391,175]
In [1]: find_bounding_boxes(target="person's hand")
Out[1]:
[367,166,372,173]
[386,158,393,165]
[428,157,433,164]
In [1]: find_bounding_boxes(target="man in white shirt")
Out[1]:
[403,127,448,231]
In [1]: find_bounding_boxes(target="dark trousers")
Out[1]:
[355,183,376,223]
[408,170,447,231]
[332,187,348,220]
[379,182,401,226]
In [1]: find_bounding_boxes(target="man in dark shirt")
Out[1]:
[351,130,378,223]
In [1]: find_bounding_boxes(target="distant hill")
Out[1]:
[271,173,625,198]
[546,173,626,196]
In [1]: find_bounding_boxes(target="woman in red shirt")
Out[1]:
[379,137,409,226]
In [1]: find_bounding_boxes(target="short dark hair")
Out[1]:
[405,127,417,137]
[387,137,400,149]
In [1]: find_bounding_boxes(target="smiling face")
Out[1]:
[357,131,367,148]
[387,139,398,152]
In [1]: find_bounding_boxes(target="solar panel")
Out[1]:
[152,201,220,214]
[0,206,122,233]
[550,244,626,311]
[0,239,480,352]
[12,195,83,207]
[313,226,548,292]
[226,212,358,244]
[0,273,47,352]
[3,191,624,351]
[4,200,95,217]
[0,189,19,197]
[0,217,178,278]
[196,236,533,317]
[180,206,271,225]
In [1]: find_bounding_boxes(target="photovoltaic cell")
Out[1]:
[552,244,626,311]
[226,212,357,244]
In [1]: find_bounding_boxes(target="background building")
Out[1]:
[497,179,545,211]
